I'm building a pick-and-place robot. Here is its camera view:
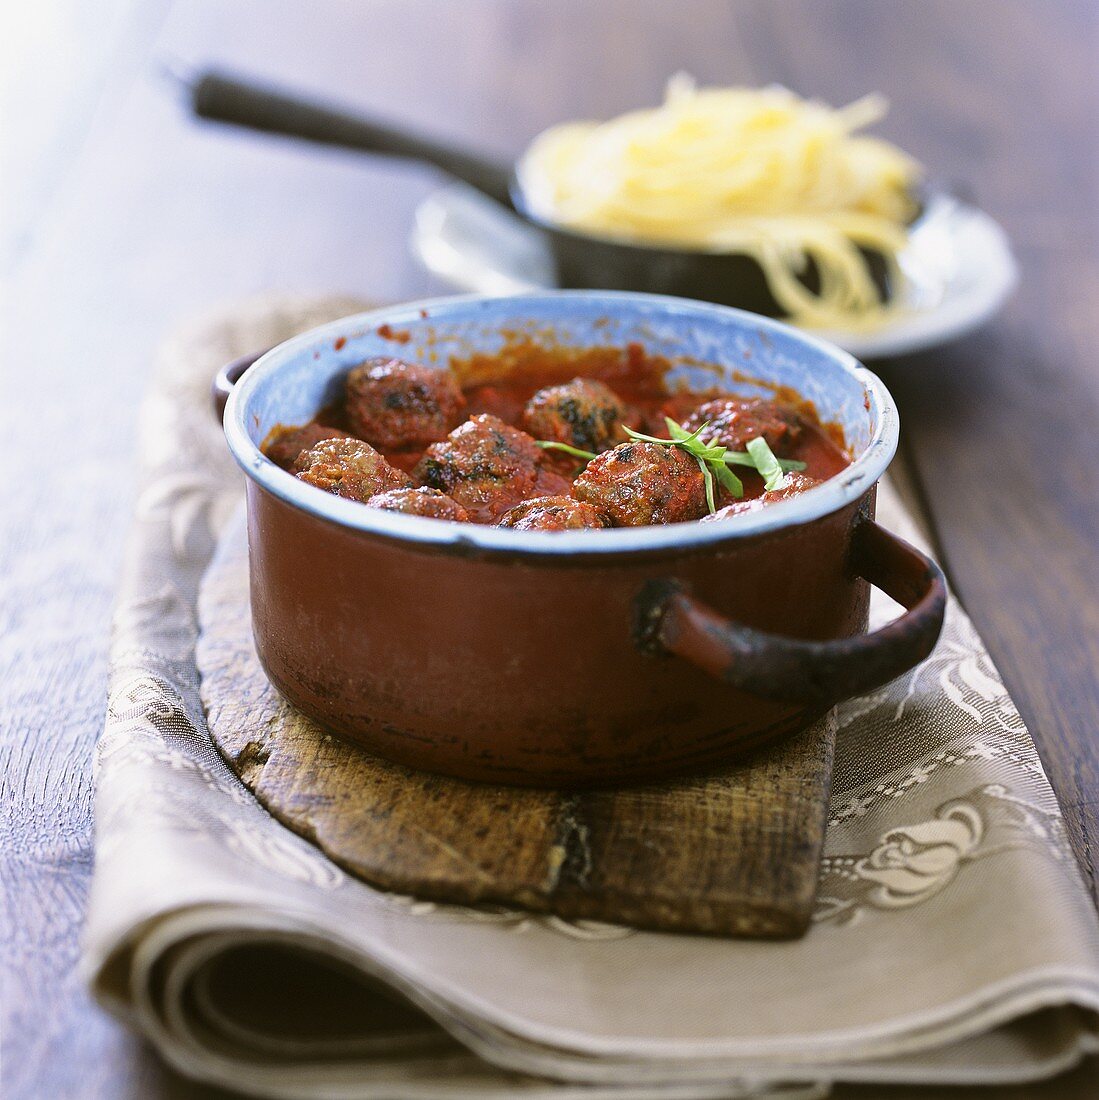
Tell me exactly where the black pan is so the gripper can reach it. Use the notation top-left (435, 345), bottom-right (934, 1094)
top-left (187, 70), bottom-right (895, 317)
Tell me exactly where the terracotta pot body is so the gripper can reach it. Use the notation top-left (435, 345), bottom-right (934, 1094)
top-left (248, 482), bottom-right (871, 785)
top-left (224, 292), bottom-right (943, 787)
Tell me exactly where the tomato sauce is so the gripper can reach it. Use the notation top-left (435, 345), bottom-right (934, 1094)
top-left (451, 344), bottom-right (849, 504)
top-left (269, 342), bottom-right (850, 518)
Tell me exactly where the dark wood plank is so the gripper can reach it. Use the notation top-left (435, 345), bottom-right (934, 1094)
top-left (196, 521), bottom-right (836, 938)
top-left (3, 0), bottom-right (1097, 1095)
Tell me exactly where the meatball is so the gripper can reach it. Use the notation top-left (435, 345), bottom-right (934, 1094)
top-left (700, 473), bottom-right (821, 522)
top-left (496, 496), bottom-right (609, 532)
top-left (364, 486), bottom-right (469, 522)
top-left (699, 499), bottom-right (761, 523)
top-left (345, 357), bottom-right (466, 451)
top-left (521, 378), bottom-right (628, 453)
top-left (414, 414), bottom-right (569, 523)
top-left (294, 437), bottom-right (411, 503)
top-left (683, 398), bottom-right (800, 455)
top-left (265, 423), bottom-right (350, 470)
top-left (763, 471), bottom-right (820, 501)
top-left (572, 442), bottom-right (707, 526)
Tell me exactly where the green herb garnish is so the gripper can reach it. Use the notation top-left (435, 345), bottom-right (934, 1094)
top-left (538, 417), bottom-right (806, 515)
top-left (625, 417), bottom-right (806, 513)
top-left (535, 440), bottom-right (599, 461)
top-left (617, 419), bottom-right (737, 513)
top-left (720, 450), bottom-right (806, 473)
top-left (746, 436), bottom-right (789, 492)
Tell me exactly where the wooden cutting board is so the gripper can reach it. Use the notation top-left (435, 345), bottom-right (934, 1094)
top-left (196, 519), bottom-right (836, 938)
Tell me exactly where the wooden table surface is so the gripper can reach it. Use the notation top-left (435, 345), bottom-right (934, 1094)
top-left (3, 1), bottom-right (1097, 1096)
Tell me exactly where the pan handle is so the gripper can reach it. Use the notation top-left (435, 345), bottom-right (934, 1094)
top-left (637, 515), bottom-right (947, 705)
top-left (212, 349), bottom-right (269, 422)
top-left (190, 71), bottom-right (515, 207)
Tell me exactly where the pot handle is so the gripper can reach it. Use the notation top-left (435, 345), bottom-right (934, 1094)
top-left (191, 72), bottom-right (515, 207)
top-left (212, 349), bottom-right (269, 421)
top-left (637, 515), bottom-right (947, 706)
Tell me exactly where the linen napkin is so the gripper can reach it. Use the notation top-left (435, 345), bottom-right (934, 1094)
top-left (86, 296), bottom-right (1099, 1098)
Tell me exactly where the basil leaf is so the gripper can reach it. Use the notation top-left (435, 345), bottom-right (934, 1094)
top-left (746, 436), bottom-right (788, 492)
top-left (694, 454), bottom-right (717, 514)
top-left (616, 417), bottom-right (798, 507)
top-left (713, 461), bottom-right (744, 497)
top-left (723, 450), bottom-right (806, 472)
top-left (664, 417), bottom-right (708, 445)
top-left (622, 426), bottom-right (672, 445)
top-left (535, 440), bottom-right (599, 461)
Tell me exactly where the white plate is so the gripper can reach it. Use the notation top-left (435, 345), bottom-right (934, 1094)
top-left (411, 183), bottom-right (1017, 359)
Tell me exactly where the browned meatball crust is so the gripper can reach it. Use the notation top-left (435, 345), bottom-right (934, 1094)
top-left (521, 378), bottom-right (628, 453)
top-left (414, 414), bottom-right (568, 523)
top-left (683, 398), bottom-right (800, 455)
top-left (294, 437), bottom-right (411, 503)
top-left (364, 486), bottom-right (469, 522)
top-left (496, 496), bottom-right (609, 532)
top-left (700, 473), bottom-right (821, 522)
top-left (761, 471), bottom-right (820, 501)
top-left (345, 357), bottom-right (466, 451)
top-left (572, 442), bottom-right (707, 526)
top-left (265, 423), bottom-right (350, 470)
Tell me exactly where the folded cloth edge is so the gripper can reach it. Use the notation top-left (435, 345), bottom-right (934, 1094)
top-left (83, 295), bottom-right (1099, 1099)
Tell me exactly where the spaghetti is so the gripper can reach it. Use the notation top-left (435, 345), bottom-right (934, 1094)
top-left (517, 77), bottom-right (921, 328)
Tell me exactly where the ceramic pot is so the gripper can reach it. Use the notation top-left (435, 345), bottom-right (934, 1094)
top-left (220, 292), bottom-right (945, 787)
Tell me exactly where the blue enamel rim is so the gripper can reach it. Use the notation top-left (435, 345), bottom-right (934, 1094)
top-left (224, 291), bottom-right (898, 557)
